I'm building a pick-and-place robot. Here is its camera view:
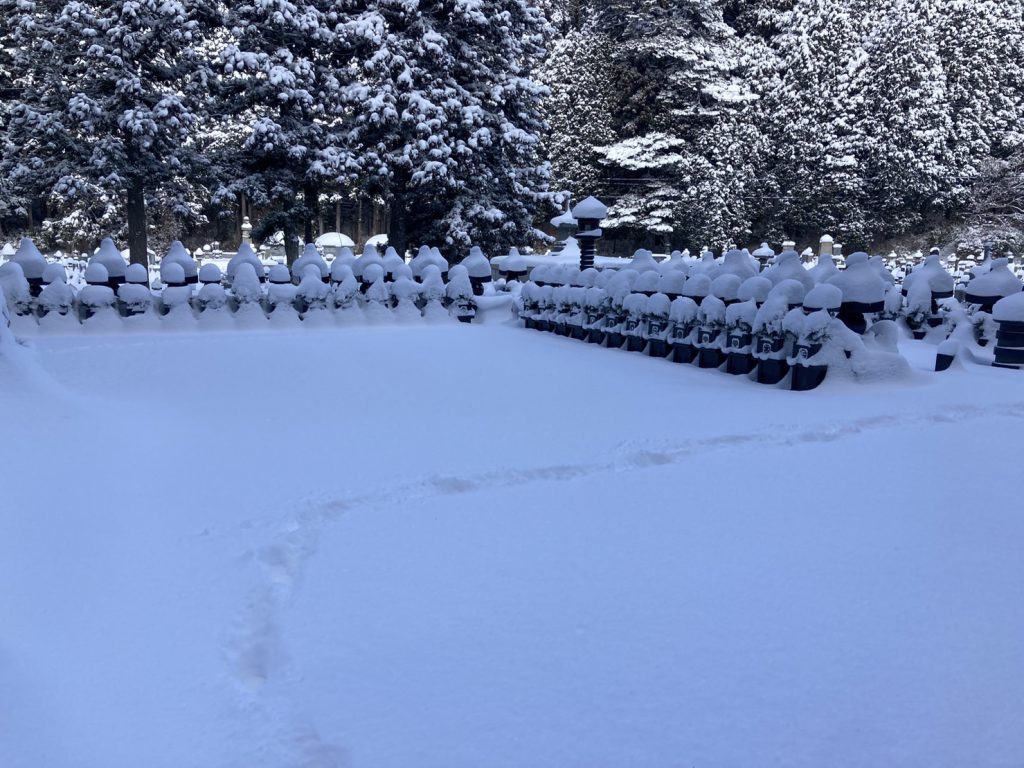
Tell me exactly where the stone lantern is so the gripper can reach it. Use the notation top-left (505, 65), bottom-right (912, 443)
top-left (570, 197), bottom-right (608, 271)
top-left (550, 206), bottom-right (578, 255)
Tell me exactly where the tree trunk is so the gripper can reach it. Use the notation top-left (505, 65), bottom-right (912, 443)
top-left (304, 184), bottom-right (318, 245)
top-left (284, 220), bottom-right (299, 266)
top-left (126, 176), bottom-right (149, 268)
top-left (335, 201), bottom-right (341, 233)
top-left (389, 179), bottom-right (410, 257)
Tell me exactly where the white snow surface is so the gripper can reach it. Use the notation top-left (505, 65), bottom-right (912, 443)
top-left (2, 323), bottom-right (1024, 768)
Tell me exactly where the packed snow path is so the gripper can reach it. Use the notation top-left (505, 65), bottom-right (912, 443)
top-left (3, 324), bottom-right (1023, 768)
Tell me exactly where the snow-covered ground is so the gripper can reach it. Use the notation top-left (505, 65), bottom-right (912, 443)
top-left (3, 322), bottom-right (1024, 768)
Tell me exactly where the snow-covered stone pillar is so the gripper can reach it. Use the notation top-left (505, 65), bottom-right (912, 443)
top-left (241, 217), bottom-right (253, 246)
top-left (992, 292), bottom-right (1024, 370)
top-left (571, 196), bottom-right (608, 272)
top-left (832, 242), bottom-right (843, 259)
top-left (819, 235), bottom-right (834, 258)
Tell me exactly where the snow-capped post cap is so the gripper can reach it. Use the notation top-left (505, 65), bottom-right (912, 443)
top-left (125, 263), bottom-right (149, 285)
top-left (571, 196), bottom-right (608, 222)
top-left (199, 263), bottom-right (222, 284)
top-left (819, 234), bottom-right (834, 256)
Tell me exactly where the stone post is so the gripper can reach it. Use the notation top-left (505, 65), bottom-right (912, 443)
top-left (570, 197), bottom-right (607, 272)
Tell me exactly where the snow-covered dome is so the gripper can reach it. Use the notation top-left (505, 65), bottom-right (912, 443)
top-left (803, 283), bottom-right (843, 312)
top-left (720, 249), bottom-right (759, 281)
top-left (355, 244), bottom-right (383, 278)
top-left (826, 253), bottom-right (887, 306)
top-left (382, 250), bottom-right (407, 279)
top-left (501, 248), bottom-right (528, 275)
top-left (903, 254), bottom-right (955, 297)
top-left (682, 274), bottom-right (712, 300)
top-left (463, 246), bottom-right (492, 279)
top-left (268, 264), bottom-right (291, 284)
top-left (808, 253), bottom-right (839, 284)
top-left (626, 248), bottom-right (659, 274)
top-left (763, 250), bottom-right (814, 291)
top-left (710, 273), bottom-right (743, 303)
top-left (227, 242), bottom-right (264, 281)
top-left (362, 263), bottom-right (384, 284)
top-left (365, 234), bottom-right (389, 247)
top-left (198, 263), bottom-right (222, 284)
top-left (125, 263), bottom-right (149, 285)
top-left (737, 276), bottom-right (773, 305)
top-left (767, 278), bottom-right (807, 308)
top-left (161, 262), bottom-right (186, 286)
top-left (752, 243), bottom-right (776, 262)
top-left (293, 243), bottom-right (329, 281)
top-left (993, 291), bottom-right (1024, 323)
top-left (570, 196), bottom-right (608, 221)
top-left (42, 263), bottom-right (67, 285)
top-left (656, 271), bottom-right (688, 297)
top-left (93, 238), bottom-right (127, 279)
top-left (85, 262), bottom-right (109, 285)
top-left (12, 237), bottom-right (46, 280)
top-left (331, 263), bottom-right (355, 285)
top-left (231, 262), bottom-right (263, 303)
top-left (551, 208), bottom-right (578, 228)
top-left (634, 270), bottom-right (661, 295)
top-left (966, 258), bottom-right (1022, 303)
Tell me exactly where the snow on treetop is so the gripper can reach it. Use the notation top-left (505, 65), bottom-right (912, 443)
top-left (993, 290), bottom-right (1024, 322)
top-left (570, 196), bottom-right (608, 220)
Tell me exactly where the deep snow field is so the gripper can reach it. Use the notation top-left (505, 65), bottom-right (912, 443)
top-left (3, 319), bottom-right (1024, 768)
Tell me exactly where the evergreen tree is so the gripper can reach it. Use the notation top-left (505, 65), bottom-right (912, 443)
top-left (336, 0), bottom-right (553, 256)
top-left (0, 0), bottom-right (218, 265)
top-left (540, 30), bottom-right (616, 205)
top-left (210, 0), bottom-right (354, 263)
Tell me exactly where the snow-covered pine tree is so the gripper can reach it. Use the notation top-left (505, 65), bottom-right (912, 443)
top-left (753, 0), bottom-right (874, 246)
top-left (0, 0), bottom-right (218, 266)
top-left (934, 0), bottom-right (1024, 216)
top-left (540, 29), bottom-right (616, 205)
top-left (851, 0), bottom-right (951, 237)
top-left (335, 0), bottom-right (553, 256)
top-left (588, 0), bottom-right (755, 248)
top-left (210, 0), bottom-right (356, 264)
